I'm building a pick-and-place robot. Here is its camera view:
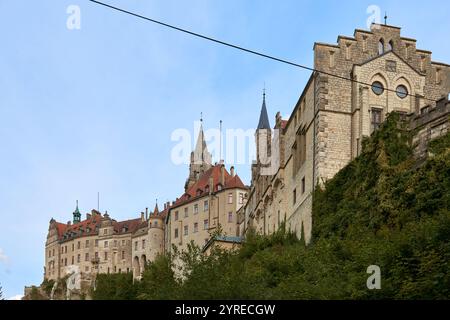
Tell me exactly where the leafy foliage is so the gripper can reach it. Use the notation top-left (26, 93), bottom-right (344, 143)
top-left (92, 272), bottom-right (137, 300)
top-left (94, 114), bottom-right (450, 299)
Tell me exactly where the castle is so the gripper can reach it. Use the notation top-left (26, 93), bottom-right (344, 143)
top-left (44, 120), bottom-right (249, 286)
top-left (239, 23), bottom-right (450, 244)
top-left (42, 23), bottom-right (450, 296)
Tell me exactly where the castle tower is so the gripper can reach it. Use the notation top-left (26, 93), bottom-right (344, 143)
top-left (255, 90), bottom-right (272, 167)
top-left (73, 200), bottom-right (81, 224)
top-left (185, 118), bottom-right (212, 191)
top-left (147, 202), bottom-right (165, 262)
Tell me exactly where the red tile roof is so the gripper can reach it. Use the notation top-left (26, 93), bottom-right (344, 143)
top-left (52, 214), bottom-right (146, 242)
top-left (172, 164), bottom-right (247, 208)
top-left (113, 218), bottom-right (144, 234)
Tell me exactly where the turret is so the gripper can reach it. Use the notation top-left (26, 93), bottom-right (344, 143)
top-left (255, 90), bottom-right (272, 165)
top-left (185, 116), bottom-right (212, 191)
top-left (73, 200), bottom-right (81, 224)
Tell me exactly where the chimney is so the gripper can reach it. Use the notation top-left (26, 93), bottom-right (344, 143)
top-left (141, 212), bottom-right (145, 222)
top-left (86, 213), bottom-right (91, 220)
top-left (145, 207), bottom-right (148, 220)
top-left (220, 164), bottom-right (225, 186)
top-left (67, 221), bottom-right (71, 226)
top-left (230, 166), bottom-right (235, 177)
top-left (164, 203), bottom-right (167, 210)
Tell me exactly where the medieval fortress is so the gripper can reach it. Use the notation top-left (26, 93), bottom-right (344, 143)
top-left (41, 24), bottom-right (450, 298)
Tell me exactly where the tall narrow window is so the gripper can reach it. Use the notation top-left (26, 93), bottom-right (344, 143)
top-left (387, 40), bottom-right (393, 52)
top-left (228, 212), bottom-right (233, 223)
top-left (228, 193), bottom-right (233, 204)
top-left (371, 108), bottom-right (382, 132)
top-left (301, 177), bottom-right (306, 195)
top-left (378, 39), bottom-right (384, 55)
top-left (184, 225), bottom-right (188, 236)
top-left (293, 189), bottom-right (297, 205)
top-left (194, 223), bottom-right (198, 233)
top-left (345, 43), bottom-right (352, 60)
top-left (421, 55), bottom-right (426, 72)
top-left (362, 35), bottom-right (368, 52)
top-left (329, 51), bottom-right (335, 68)
top-left (436, 68), bottom-right (441, 84)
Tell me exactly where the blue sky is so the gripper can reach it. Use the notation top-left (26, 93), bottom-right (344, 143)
top-left (0, 0), bottom-right (449, 299)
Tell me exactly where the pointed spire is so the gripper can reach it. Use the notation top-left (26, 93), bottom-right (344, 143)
top-left (153, 200), bottom-right (159, 215)
top-left (193, 117), bottom-right (212, 165)
top-left (257, 89), bottom-right (271, 130)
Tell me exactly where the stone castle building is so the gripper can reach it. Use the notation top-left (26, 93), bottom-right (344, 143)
top-left (41, 23), bottom-right (449, 297)
top-left (240, 23), bottom-right (450, 244)
top-left (44, 121), bottom-right (248, 288)
top-left (45, 202), bottom-right (167, 283)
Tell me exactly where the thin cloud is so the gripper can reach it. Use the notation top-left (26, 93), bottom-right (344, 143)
top-left (8, 294), bottom-right (24, 300)
top-left (0, 248), bottom-right (9, 264)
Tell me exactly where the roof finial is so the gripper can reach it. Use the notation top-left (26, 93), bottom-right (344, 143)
top-left (263, 82), bottom-right (266, 100)
top-left (200, 112), bottom-right (203, 123)
top-left (76, 200), bottom-right (78, 209)
top-left (384, 12), bottom-right (388, 25)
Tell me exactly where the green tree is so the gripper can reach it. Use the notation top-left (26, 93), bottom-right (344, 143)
top-left (92, 272), bottom-right (137, 300)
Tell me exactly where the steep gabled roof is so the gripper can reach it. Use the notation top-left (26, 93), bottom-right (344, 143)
top-left (257, 93), bottom-right (271, 130)
top-left (172, 164), bottom-right (247, 208)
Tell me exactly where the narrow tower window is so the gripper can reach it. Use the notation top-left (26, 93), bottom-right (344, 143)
top-left (387, 40), bottom-right (393, 52)
top-left (378, 39), bottom-right (384, 55)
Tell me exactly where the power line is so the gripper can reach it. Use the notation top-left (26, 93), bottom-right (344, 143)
top-left (89, 0), bottom-right (438, 103)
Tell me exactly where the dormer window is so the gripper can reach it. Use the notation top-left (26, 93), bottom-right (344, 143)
top-left (217, 184), bottom-right (223, 191)
top-left (196, 189), bottom-right (202, 196)
top-left (205, 185), bottom-right (210, 193)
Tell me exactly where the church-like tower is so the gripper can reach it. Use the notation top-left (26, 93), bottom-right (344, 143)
top-left (184, 118), bottom-right (212, 191)
top-left (255, 90), bottom-right (272, 166)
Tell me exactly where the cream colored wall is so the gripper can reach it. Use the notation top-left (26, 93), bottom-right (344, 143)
top-left (45, 227), bottom-right (134, 282)
top-left (169, 188), bottom-right (246, 254)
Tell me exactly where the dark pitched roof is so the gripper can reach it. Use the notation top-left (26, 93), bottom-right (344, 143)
top-left (257, 94), bottom-right (271, 130)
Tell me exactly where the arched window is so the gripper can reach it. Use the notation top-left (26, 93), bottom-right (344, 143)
top-left (378, 39), bottom-right (384, 55)
top-left (387, 40), bottom-right (394, 52)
